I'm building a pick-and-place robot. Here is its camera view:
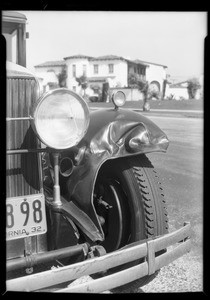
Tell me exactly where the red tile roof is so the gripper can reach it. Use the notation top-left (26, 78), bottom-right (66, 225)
top-left (34, 60), bottom-right (66, 67)
top-left (63, 54), bottom-right (94, 60)
top-left (34, 55), bottom-right (167, 69)
top-left (90, 55), bottom-right (127, 61)
top-left (134, 59), bottom-right (167, 68)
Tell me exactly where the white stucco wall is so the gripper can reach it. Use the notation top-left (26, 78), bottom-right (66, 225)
top-left (110, 88), bottom-right (144, 101)
top-left (88, 59), bottom-right (128, 88)
top-left (146, 64), bottom-right (167, 92)
top-left (165, 87), bottom-right (189, 100)
top-left (65, 58), bottom-right (90, 93)
top-left (165, 86), bottom-right (201, 100)
top-left (35, 65), bottom-right (64, 77)
top-left (34, 65), bottom-right (64, 86)
top-left (64, 58), bottom-right (128, 92)
top-left (112, 60), bottom-right (128, 87)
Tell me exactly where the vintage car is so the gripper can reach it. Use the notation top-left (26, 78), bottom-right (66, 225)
top-left (3, 11), bottom-right (191, 293)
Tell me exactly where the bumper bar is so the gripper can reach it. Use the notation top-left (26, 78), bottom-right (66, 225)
top-left (6, 222), bottom-right (191, 293)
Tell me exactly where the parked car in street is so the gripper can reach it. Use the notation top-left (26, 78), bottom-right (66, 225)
top-left (3, 11), bottom-right (191, 293)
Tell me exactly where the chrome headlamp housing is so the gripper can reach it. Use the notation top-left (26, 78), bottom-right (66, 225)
top-left (112, 90), bottom-right (126, 108)
top-left (30, 88), bottom-right (90, 150)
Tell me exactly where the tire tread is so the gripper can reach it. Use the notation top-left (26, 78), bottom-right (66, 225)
top-left (129, 155), bottom-right (169, 237)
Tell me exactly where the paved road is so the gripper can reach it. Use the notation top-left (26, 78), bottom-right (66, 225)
top-left (90, 106), bottom-right (203, 119)
top-left (135, 115), bottom-right (203, 293)
top-left (147, 115), bottom-right (203, 250)
top-left (90, 106), bottom-right (203, 114)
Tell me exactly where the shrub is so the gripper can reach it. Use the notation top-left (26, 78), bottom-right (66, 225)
top-left (57, 67), bottom-right (67, 87)
top-left (187, 78), bottom-right (201, 99)
top-left (76, 75), bottom-right (88, 97)
top-left (148, 89), bottom-right (160, 100)
top-left (166, 94), bottom-right (175, 100)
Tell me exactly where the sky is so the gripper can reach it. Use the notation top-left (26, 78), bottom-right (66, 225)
top-left (19, 11), bottom-right (207, 79)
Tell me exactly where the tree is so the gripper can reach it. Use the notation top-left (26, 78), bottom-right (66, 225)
top-left (187, 78), bottom-right (201, 99)
top-left (57, 66), bottom-right (67, 87)
top-left (76, 75), bottom-right (88, 98)
top-left (128, 73), bottom-right (138, 100)
top-left (128, 73), bottom-right (150, 110)
top-left (101, 81), bottom-right (110, 102)
top-left (137, 78), bottom-right (149, 98)
top-left (137, 78), bottom-right (150, 111)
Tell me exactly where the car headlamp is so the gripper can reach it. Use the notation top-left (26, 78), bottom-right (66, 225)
top-left (31, 88), bottom-right (90, 150)
top-left (112, 91), bottom-right (126, 108)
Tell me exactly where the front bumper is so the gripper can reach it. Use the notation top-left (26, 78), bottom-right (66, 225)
top-left (6, 222), bottom-right (191, 293)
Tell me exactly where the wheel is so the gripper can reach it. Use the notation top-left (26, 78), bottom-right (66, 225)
top-left (93, 154), bottom-right (168, 291)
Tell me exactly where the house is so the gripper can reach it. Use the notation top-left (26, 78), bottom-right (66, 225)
top-left (165, 75), bottom-right (203, 100)
top-left (134, 59), bottom-right (167, 96)
top-left (34, 54), bottom-right (168, 98)
top-left (165, 81), bottom-right (189, 100)
top-left (34, 60), bottom-right (66, 92)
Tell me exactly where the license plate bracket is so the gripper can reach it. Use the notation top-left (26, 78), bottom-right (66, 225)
top-left (6, 194), bottom-right (47, 241)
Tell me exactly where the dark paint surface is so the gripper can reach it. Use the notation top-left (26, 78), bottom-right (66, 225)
top-left (63, 108), bottom-right (169, 237)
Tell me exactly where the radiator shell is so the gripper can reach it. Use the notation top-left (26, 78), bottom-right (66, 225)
top-left (6, 69), bottom-right (47, 260)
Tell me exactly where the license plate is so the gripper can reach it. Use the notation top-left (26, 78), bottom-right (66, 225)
top-left (6, 194), bottom-right (47, 241)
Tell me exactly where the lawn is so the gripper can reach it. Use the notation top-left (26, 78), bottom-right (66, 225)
top-left (88, 98), bottom-right (203, 111)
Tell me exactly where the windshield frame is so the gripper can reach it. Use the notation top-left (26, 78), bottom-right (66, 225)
top-left (2, 11), bottom-right (27, 67)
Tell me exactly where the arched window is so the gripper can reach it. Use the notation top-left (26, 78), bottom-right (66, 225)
top-left (149, 81), bottom-right (160, 93)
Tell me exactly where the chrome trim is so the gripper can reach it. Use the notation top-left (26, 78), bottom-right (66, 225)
top-left (7, 149), bottom-right (49, 155)
top-left (6, 117), bottom-right (31, 121)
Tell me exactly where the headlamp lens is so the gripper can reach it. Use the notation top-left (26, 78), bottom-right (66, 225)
top-left (33, 89), bottom-right (89, 149)
top-left (112, 91), bottom-right (126, 107)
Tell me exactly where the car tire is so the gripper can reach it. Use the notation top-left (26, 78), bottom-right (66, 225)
top-left (94, 154), bottom-right (168, 291)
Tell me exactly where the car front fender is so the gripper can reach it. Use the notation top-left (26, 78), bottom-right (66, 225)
top-left (61, 108), bottom-right (169, 239)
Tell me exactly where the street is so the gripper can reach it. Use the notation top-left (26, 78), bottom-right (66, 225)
top-left (133, 114), bottom-right (203, 293)
top-left (147, 115), bottom-right (203, 253)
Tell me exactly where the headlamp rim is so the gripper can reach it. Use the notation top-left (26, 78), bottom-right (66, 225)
top-left (111, 90), bottom-right (126, 108)
top-left (30, 88), bottom-right (90, 150)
